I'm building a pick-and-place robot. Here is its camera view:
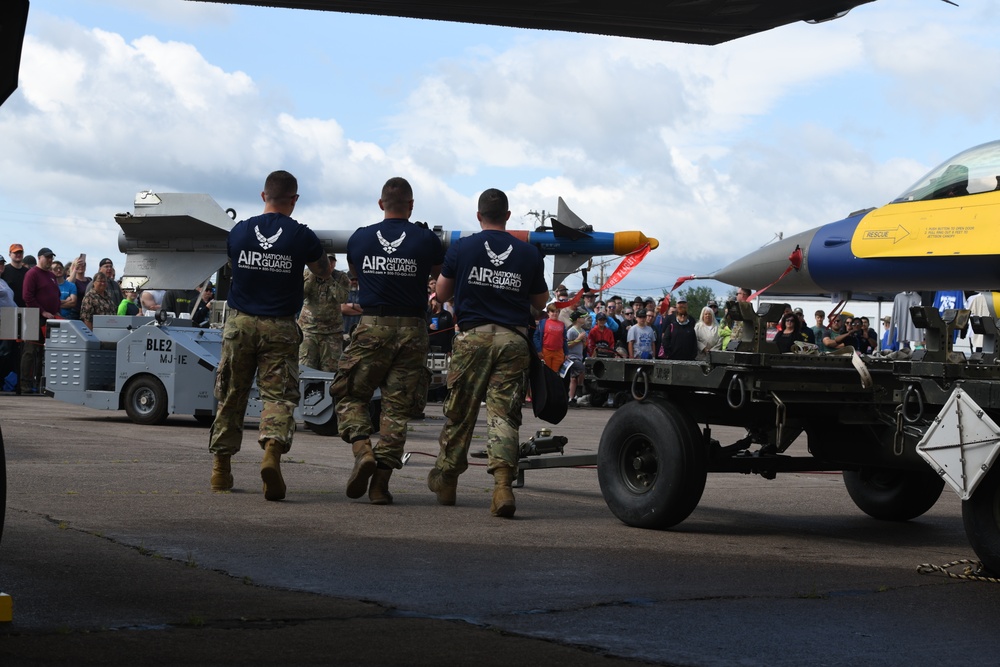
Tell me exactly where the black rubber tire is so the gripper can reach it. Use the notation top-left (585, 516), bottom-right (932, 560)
top-left (843, 467), bottom-right (944, 521)
top-left (426, 385), bottom-right (448, 403)
top-left (369, 399), bottom-right (382, 435)
top-left (123, 376), bottom-right (169, 425)
top-left (0, 423), bottom-right (6, 546)
top-left (597, 399), bottom-right (707, 529)
top-left (305, 413), bottom-right (339, 436)
top-left (612, 391), bottom-right (630, 408)
top-left (963, 465), bottom-right (1000, 574)
top-left (588, 389), bottom-right (609, 408)
top-left (307, 399), bottom-right (379, 437)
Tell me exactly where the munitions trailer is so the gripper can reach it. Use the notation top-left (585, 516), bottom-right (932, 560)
top-left (587, 300), bottom-right (1000, 572)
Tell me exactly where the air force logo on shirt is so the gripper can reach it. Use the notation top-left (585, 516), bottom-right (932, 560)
top-left (485, 241), bottom-right (513, 267)
top-left (363, 230), bottom-right (417, 275)
top-left (255, 225), bottom-right (282, 250)
top-left (238, 225), bottom-right (293, 273)
top-left (377, 230), bottom-right (405, 255)
top-left (469, 241), bottom-right (522, 291)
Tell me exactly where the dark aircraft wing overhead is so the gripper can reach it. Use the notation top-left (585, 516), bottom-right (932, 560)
top-left (0, 0), bottom-right (29, 107)
top-left (196, 0), bottom-right (877, 45)
top-left (0, 0), bottom-right (884, 113)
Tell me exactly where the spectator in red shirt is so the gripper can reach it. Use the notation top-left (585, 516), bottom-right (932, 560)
top-left (533, 303), bottom-right (567, 372)
top-left (587, 312), bottom-right (617, 357)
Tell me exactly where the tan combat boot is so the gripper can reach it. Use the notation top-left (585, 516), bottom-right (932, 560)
top-left (427, 468), bottom-right (457, 506)
top-left (368, 465), bottom-right (394, 505)
top-left (211, 454), bottom-right (233, 492)
top-left (490, 467), bottom-right (516, 518)
top-left (346, 438), bottom-right (377, 499)
top-left (260, 440), bottom-right (286, 501)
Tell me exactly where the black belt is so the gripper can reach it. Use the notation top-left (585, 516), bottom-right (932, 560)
top-left (461, 323), bottom-right (528, 336)
top-left (230, 308), bottom-right (295, 320)
top-left (365, 305), bottom-right (425, 317)
top-left (360, 315), bottom-right (425, 327)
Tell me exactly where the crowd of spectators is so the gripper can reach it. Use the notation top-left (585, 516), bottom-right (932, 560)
top-left (3, 235), bottom-right (982, 401)
top-left (0, 243), bottom-right (214, 394)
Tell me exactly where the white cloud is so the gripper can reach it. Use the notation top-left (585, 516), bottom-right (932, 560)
top-left (862, 20), bottom-right (1000, 123)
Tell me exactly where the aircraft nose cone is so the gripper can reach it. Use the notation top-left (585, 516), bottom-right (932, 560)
top-left (713, 228), bottom-right (822, 294)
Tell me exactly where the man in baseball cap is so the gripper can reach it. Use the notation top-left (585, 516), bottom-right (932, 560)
top-left (89, 256), bottom-right (123, 305)
top-left (3, 244), bottom-right (26, 307)
top-left (1, 244), bottom-right (30, 392)
top-left (21, 246), bottom-right (60, 393)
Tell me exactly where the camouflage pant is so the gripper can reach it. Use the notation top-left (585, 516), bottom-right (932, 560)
top-left (332, 317), bottom-right (429, 469)
top-left (436, 329), bottom-right (528, 476)
top-left (209, 310), bottom-right (301, 456)
top-left (299, 329), bottom-right (342, 372)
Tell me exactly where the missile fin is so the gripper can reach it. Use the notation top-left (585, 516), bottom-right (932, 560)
top-left (119, 247), bottom-right (227, 292)
top-left (553, 254), bottom-right (591, 291)
top-left (553, 197), bottom-right (594, 239)
top-left (551, 218), bottom-right (591, 241)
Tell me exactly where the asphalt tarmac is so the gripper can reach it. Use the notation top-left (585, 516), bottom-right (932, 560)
top-left (1, 394), bottom-right (999, 666)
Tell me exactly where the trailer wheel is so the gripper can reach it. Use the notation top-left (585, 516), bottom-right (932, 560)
top-left (962, 466), bottom-right (1000, 574)
top-left (1, 424), bottom-right (6, 546)
top-left (598, 399), bottom-right (707, 529)
top-left (124, 376), bottom-right (169, 425)
top-left (306, 398), bottom-right (380, 437)
top-left (843, 467), bottom-right (944, 521)
top-left (369, 398), bottom-right (382, 435)
top-left (305, 413), bottom-right (339, 436)
top-left (612, 391), bottom-right (631, 408)
top-left (587, 389), bottom-right (609, 408)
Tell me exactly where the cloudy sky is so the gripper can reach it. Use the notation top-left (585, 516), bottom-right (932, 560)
top-left (2, 0), bottom-right (999, 304)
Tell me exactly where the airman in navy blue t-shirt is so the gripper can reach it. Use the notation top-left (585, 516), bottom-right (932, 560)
top-left (334, 177), bottom-right (444, 505)
top-left (209, 170), bottom-right (330, 502)
top-left (428, 188), bottom-right (549, 518)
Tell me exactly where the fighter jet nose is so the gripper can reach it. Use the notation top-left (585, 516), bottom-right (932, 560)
top-left (713, 228), bottom-right (821, 293)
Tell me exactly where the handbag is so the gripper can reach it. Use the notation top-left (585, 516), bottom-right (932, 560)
top-left (500, 324), bottom-right (569, 424)
top-left (519, 328), bottom-right (568, 424)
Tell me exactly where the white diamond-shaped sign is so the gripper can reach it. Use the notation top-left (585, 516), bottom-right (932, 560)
top-left (917, 388), bottom-right (1000, 500)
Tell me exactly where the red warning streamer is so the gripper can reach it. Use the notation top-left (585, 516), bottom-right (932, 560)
top-left (553, 243), bottom-right (652, 308)
top-left (748, 246), bottom-right (803, 301)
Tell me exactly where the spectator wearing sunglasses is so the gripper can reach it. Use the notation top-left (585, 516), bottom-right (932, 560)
top-left (773, 312), bottom-right (812, 353)
top-left (846, 317), bottom-right (876, 354)
top-left (822, 314), bottom-right (847, 351)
